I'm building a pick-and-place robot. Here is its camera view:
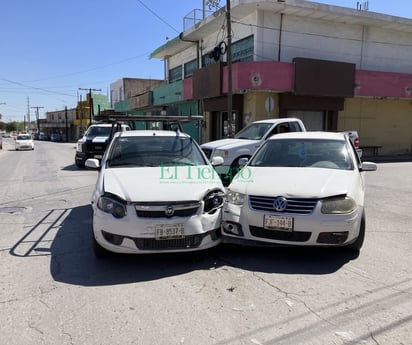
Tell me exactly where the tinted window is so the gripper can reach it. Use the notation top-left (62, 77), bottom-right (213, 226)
top-left (250, 138), bottom-right (353, 170)
top-left (108, 136), bottom-right (207, 167)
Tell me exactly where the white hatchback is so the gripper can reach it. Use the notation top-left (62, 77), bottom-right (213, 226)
top-left (222, 132), bottom-right (377, 252)
top-left (86, 130), bottom-right (225, 257)
top-left (15, 134), bottom-right (34, 150)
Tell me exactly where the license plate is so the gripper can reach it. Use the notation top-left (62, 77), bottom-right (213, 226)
top-left (263, 215), bottom-right (294, 232)
top-left (94, 155), bottom-right (103, 159)
top-left (155, 224), bottom-right (185, 240)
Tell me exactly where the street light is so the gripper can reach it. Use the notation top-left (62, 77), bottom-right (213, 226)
top-left (78, 88), bottom-right (102, 124)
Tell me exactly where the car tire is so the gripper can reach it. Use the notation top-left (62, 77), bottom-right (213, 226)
top-left (75, 161), bottom-right (85, 169)
top-left (346, 212), bottom-right (365, 252)
top-left (93, 233), bottom-right (111, 258)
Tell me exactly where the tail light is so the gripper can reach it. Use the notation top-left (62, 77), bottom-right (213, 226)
top-left (354, 138), bottom-right (360, 148)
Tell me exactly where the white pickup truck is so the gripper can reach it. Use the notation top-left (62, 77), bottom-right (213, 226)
top-left (201, 118), bottom-right (307, 183)
top-left (201, 118), bottom-right (362, 184)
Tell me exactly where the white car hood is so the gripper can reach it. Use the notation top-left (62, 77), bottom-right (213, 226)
top-left (201, 138), bottom-right (258, 150)
top-left (230, 167), bottom-right (356, 199)
top-left (103, 166), bottom-right (223, 202)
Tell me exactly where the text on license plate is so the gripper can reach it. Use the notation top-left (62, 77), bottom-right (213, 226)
top-left (155, 224), bottom-right (185, 240)
top-left (263, 215), bottom-right (294, 232)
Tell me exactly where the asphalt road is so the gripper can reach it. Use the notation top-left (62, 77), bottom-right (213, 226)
top-left (0, 137), bottom-right (411, 345)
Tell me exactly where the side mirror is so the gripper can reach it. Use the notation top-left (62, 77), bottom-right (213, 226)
top-left (360, 161), bottom-right (377, 172)
top-left (211, 156), bottom-right (224, 167)
top-left (239, 157), bottom-right (249, 167)
top-left (85, 158), bottom-right (100, 169)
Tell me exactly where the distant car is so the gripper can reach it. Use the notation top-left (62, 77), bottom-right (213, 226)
top-left (85, 130), bottom-right (225, 257)
top-left (50, 133), bottom-right (63, 142)
top-left (0, 135), bottom-right (2, 150)
top-left (222, 131), bottom-right (377, 252)
top-left (39, 133), bottom-right (50, 141)
top-left (15, 134), bottom-right (34, 151)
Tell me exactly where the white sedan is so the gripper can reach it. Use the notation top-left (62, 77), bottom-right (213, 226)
top-left (222, 131), bottom-right (377, 252)
top-left (85, 130), bottom-right (225, 257)
top-left (15, 134), bottom-right (34, 150)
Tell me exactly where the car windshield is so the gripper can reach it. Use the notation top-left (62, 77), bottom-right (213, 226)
top-left (107, 135), bottom-right (208, 167)
top-left (234, 122), bottom-right (272, 140)
top-left (249, 138), bottom-right (354, 170)
top-left (17, 135), bottom-right (31, 140)
top-left (86, 126), bottom-right (112, 137)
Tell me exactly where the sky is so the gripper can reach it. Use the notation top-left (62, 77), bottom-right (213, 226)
top-left (1, 0), bottom-right (411, 123)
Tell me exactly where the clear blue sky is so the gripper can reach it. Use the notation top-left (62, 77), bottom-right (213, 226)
top-left (1, 0), bottom-right (411, 122)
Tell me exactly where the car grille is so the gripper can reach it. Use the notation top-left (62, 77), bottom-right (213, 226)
top-left (134, 235), bottom-right (202, 250)
top-left (135, 201), bottom-right (201, 218)
top-left (249, 226), bottom-right (311, 242)
top-left (86, 142), bottom-right (107, 153)
top-left (249, 196), bottom-right (318, 214)
top-left (202, 148), bottom-right (212, 159)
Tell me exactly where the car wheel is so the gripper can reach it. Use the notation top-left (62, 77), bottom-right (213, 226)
top-left (346, 212), bottom-right (365, 252)
top-left (93, 233), bottom-right (111, 258)
top-left (75, 161), bottom-right (85, 169)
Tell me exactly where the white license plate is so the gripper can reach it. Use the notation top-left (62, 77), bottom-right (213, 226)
top-left (94, 155), bottom-right (103, 159)
top-left (263, 215), bottom-right (294, 232)
top-left (155, 224), bottom-right (185, 240)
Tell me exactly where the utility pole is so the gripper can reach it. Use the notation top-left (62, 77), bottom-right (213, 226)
top-left (226, 0), bottom-right (233, 137)
top-left (27, 97), bottom-right (30, 133)
top-left (79, 88), bottom-right (101, 124)
top-left (31, 106), bottom-right (44, 134)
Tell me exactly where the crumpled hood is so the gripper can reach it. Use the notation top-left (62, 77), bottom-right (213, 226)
top-left (201, 138), bottom-right (257, 150)
top-left (230, 167), bottom-right (355, 199)
top-left (103, 166), bottom-right (223, 202)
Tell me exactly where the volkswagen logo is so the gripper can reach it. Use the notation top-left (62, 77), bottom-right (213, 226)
top-left (273, 197), bottom-right (288, 212)
top-left (165, 205), bottom-right (175, 217)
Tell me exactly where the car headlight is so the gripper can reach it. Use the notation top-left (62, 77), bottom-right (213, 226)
top-left (76, 142), bottom-right (84, 153)
top-left (321, 196), bottom-right (357, 214)
top-left (213, 149), bottom-right (229, 158)
top-left (204, 190), bottom-right (224, 213)
top-left (97, 195), bottom-right (127, 218)
top-left (225, 190), bottom-right (246, 206)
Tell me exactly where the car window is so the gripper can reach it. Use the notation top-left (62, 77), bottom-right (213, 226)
top-left (17, 135), bottom-right (31, 140)
top-left (108, 136), bottom-right (207, 167)
top-left (86, 126), bottom-right (112, 137)
top-left (234, 123), bottom-right (272, 140)
top-left (250, 138), bottom-right (354, 170)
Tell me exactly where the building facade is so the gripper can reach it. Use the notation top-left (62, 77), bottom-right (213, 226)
top-left (149, 0), bottom-right (412, 156)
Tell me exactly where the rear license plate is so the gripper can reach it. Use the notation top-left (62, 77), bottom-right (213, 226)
top-left (155, 224), bottom-right (185, 240)
top-left (94, 155), bottom-right (103, 159)
top-left (263, 215), bottom-right (294, 232)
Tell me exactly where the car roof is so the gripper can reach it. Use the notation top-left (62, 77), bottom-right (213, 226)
top-left (252, 117), bottom-right (302, 124)
top-left (268, 131), bottom-right (347, 140)
top-left (89, 123), bottom-right (128, 127)
top-left (114, 130), bottom-right (190, 138)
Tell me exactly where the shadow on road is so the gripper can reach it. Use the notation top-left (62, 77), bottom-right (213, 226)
top-left (48, 205), bottom-right (358, 287)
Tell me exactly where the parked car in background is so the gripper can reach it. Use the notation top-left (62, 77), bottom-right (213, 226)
top-left (222, 131), bottom-right (377, 253)
top-left (0, 134), bottom-right (2, 150)
top-left (39, 133), bottom-right (50, 141)
top-left (201, 118), bottom-right (306, 185)
top-left (50, 133), bottom-right (63, 142)
top-left (15, 134), bottom-right (34, 151)
top-left (85, 130), bottom-right (225, 257)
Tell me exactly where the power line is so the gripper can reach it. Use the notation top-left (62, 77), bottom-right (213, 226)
top-left (136, 0), bottom-right (180, 34)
